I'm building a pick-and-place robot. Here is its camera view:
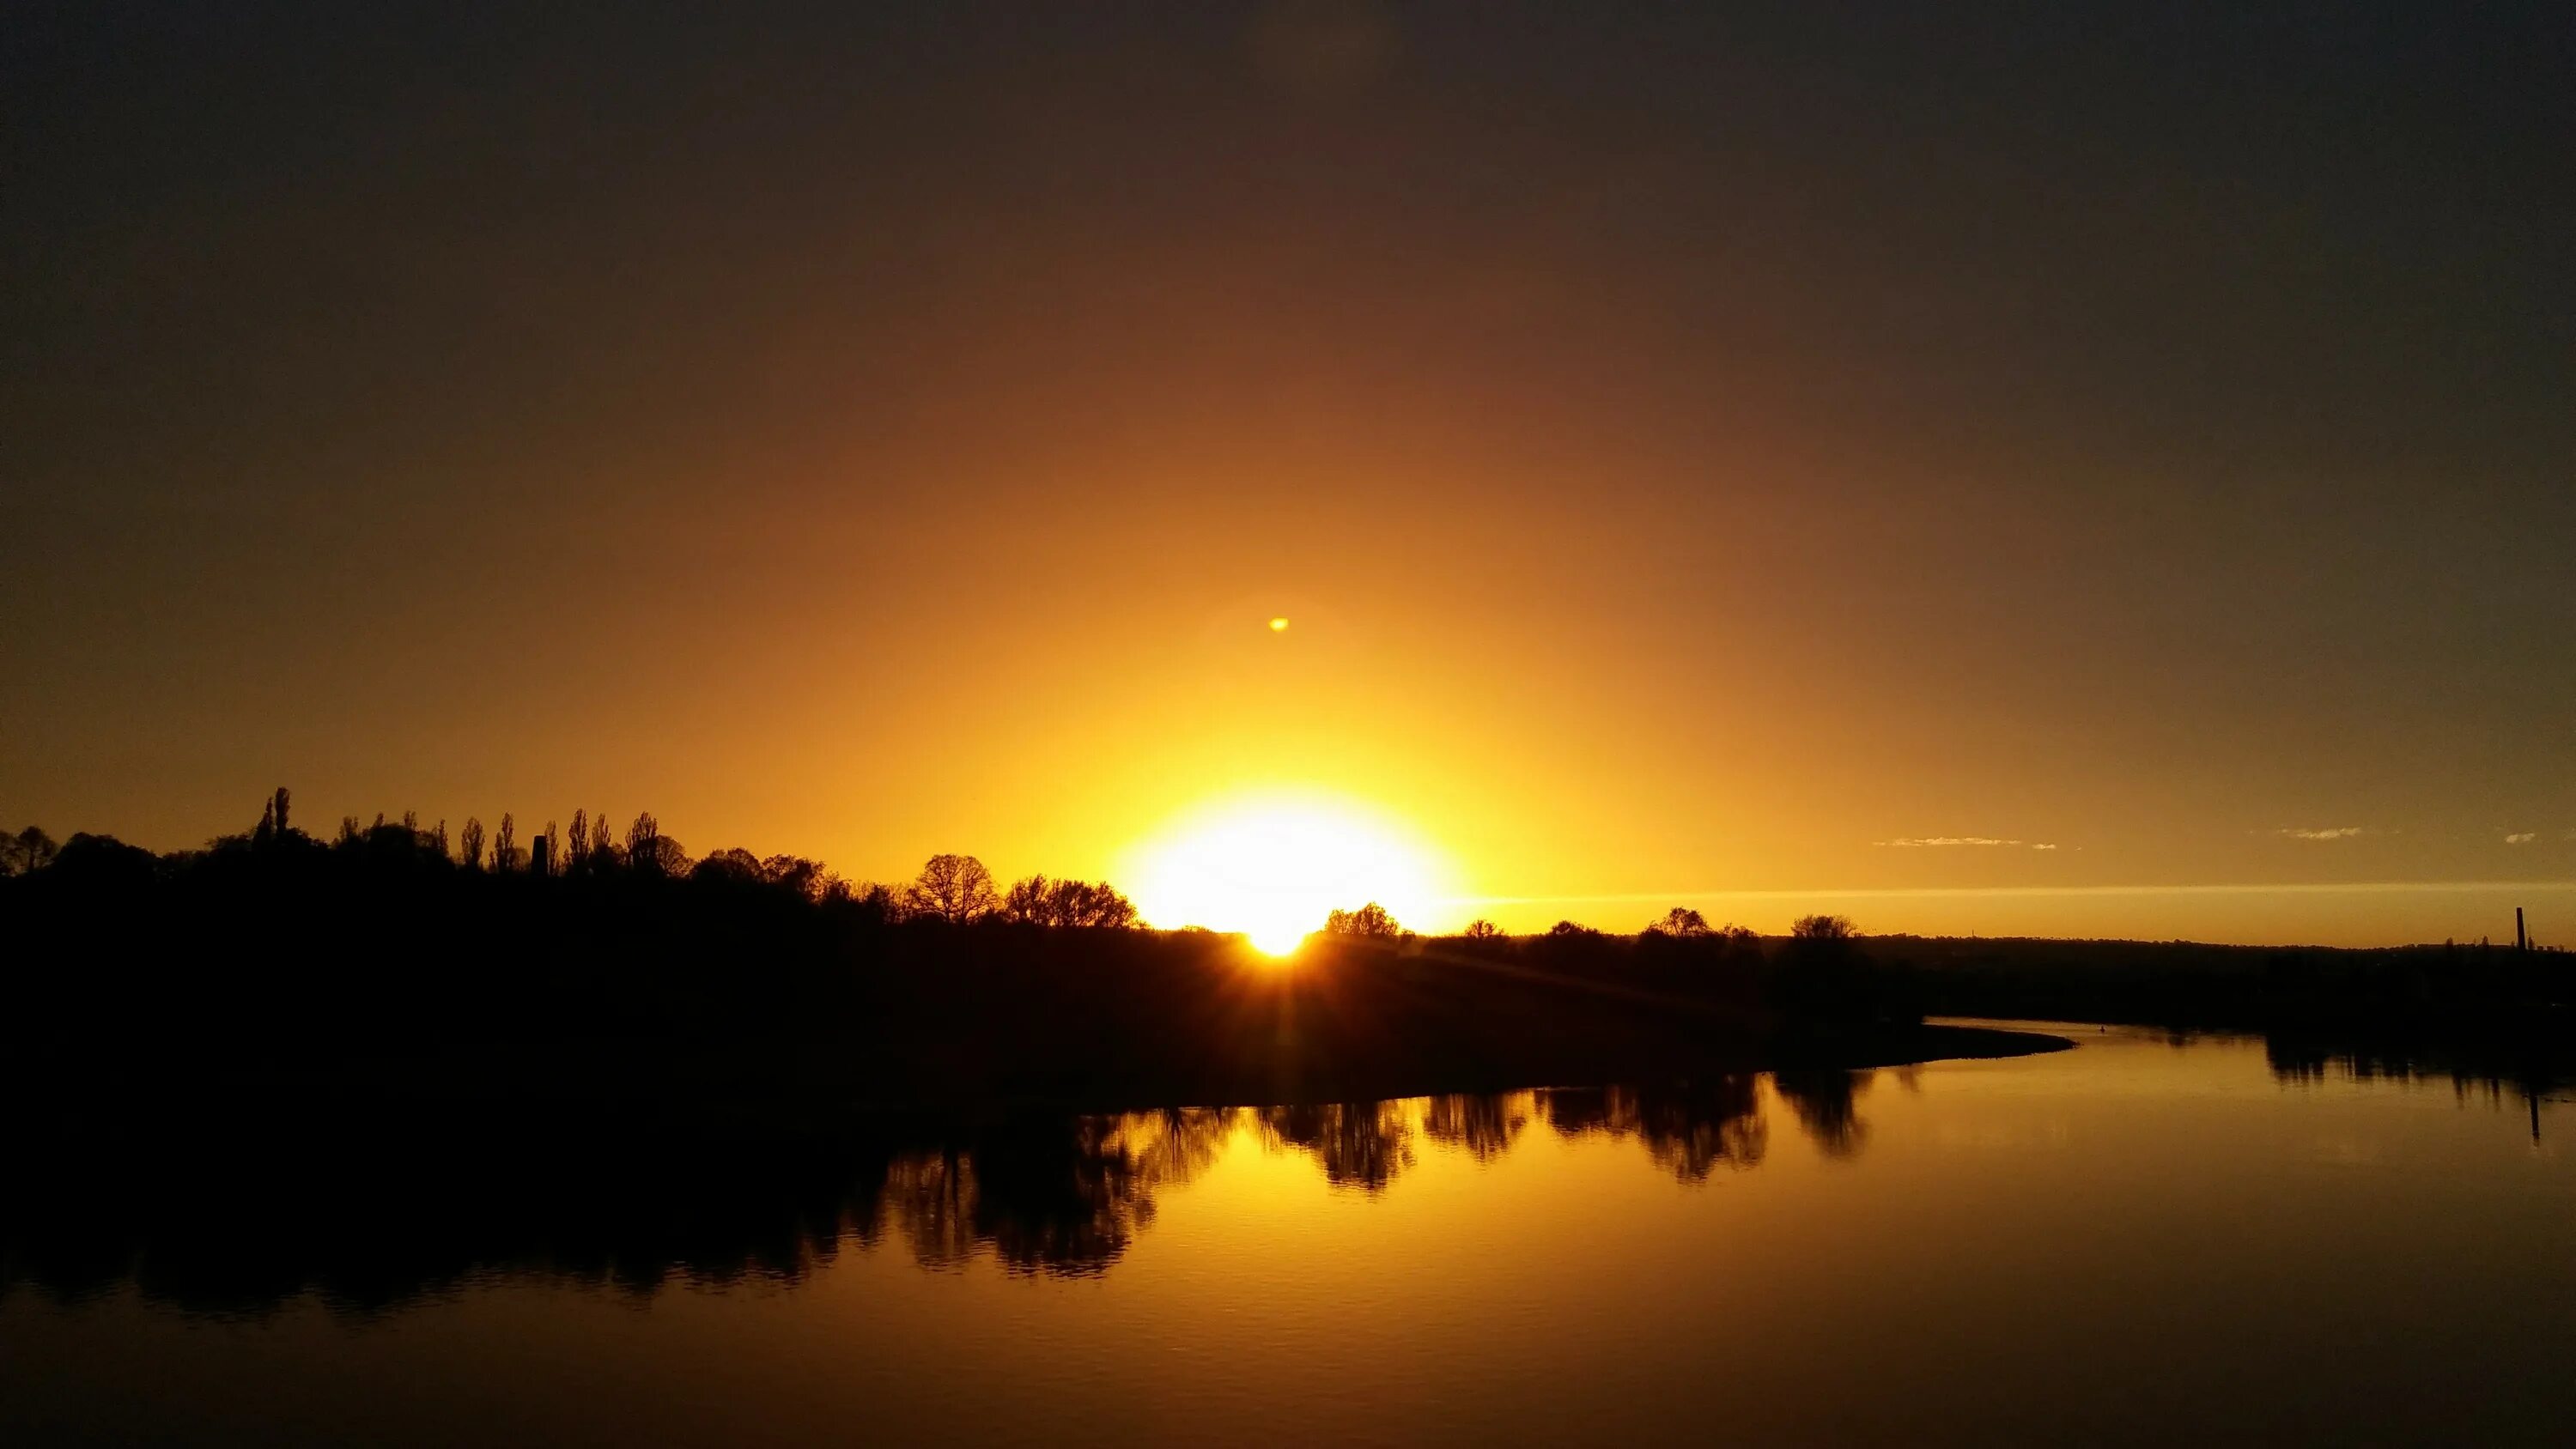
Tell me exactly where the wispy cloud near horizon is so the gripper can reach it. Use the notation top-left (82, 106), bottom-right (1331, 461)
top-left (2277, 827), bottom-right (2366, 840)
top-left (1875, 837), bottom-right (2060, 851)
top-left (2506, 832), bottom-right (2537, 845)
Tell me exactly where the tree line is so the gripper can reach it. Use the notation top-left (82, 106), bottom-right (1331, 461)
top-left (1324, 900), bottom-right (1858, 949)
top-left (9, 792), bottom-right (1870, 947)
top-left (0, 787), bottom-right (1971, 1113)
top-left (1, 787), bottom-right (1135, 932)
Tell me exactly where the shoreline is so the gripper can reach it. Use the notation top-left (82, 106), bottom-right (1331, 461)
top-left (8, 1022), bottom-right (2076, 1133)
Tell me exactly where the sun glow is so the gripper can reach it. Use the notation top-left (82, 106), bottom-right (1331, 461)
top-left (1127, 793), bottom-right (1449, 954)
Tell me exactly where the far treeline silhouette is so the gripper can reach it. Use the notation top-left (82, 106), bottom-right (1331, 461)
top-left (0, 789), bottom-right (2005, 1108)
top-left (3, 790), bottom-right (2563, 1107)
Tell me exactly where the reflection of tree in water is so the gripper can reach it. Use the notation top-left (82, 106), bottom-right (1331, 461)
top-left (2262, 1034), bottom-right (2570, 1142)
top-left (1422, 1093), bottom-right (1530, 1161)
top-left (2, 1111), bottom-right (1255, 1316)
top-left (1124, 1106), bottom-right (1241, 1185)
top-left (2263, 1036), bottom-right (2572, 1101)
top-left (1257, 1100), bottom-right (1416, 1191)
top-left (1769, 1070), bottom-right (1872, 1157)
top-left (4, 1082), bottom-right (1887, 1317)
top-left (1538, 1078), bottom-right (1770, 1182)
top-left (1, 1126), bottom-right (891, 1319)
top-left (878, 1149), bottom-right (981, 1270)
top-left (878, 1108), bottom-right (1244, 1276)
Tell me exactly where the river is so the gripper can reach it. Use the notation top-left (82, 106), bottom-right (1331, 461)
top-left (3, 1022), bottom-right (2569, 1446)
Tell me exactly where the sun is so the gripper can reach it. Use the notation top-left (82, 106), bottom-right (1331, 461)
top-left (1126, 793), bottom-right (1447, 955)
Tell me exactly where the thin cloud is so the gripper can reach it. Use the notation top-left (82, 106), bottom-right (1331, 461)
top-left (2506, 832), bottom-right (2537, 845)
top-left (1876, 836), bottom-right (2059, 850)
top-left (2277, 827), bottom-right (2365, 840)
top-left (1455, 880), bottom-right (2576, 906)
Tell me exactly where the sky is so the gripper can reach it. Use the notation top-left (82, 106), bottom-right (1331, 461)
top-left (4, 2), bottom-right (2570, 944)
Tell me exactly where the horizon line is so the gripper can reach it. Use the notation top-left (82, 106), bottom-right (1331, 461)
top-left (1451, 880), bottom-right (2576, 906)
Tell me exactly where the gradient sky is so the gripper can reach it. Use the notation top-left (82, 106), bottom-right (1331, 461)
top-left (5, 2), bottom-right (2570, 944)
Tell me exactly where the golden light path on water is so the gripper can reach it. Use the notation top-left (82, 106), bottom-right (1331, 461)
top-left (1123, 791), bottom-right (1452, 954)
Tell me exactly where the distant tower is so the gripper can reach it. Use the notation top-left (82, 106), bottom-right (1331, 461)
top-left (2516, 906), bottom-right (2527, 952)
top-left (530, 834), bottom-right (551, 878)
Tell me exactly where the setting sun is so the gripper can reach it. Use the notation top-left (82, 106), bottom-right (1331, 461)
top-left (1126, 793), bottom-right (1449, 954)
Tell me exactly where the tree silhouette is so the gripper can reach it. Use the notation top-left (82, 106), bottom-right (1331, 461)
top-left (458, 817), bottom-right (485, 870)
top-left (46, 832), bottom-right (158, 886)
top-left (623, 813), bottom-right (688, 876)
top-left (1779, 914), bottom-right (1873, 1020)
top-left (693, 847), bottom-right (765, 884)
top-left (248, 786), bottom-right (295, 848)
top-left (1323, 902), bottom-right (1400, 938)
top-left (1004, 875), bottom-right (1139, 928)
top-left (1002, 874), bottom-right (1054, 925)
top-left (1460, 919), bottom-right (1505, 940)
top-left (907, 853), bottom-right (998, 925)
top-left (3, 825), bottom-right (60, 876)
top-left (494, 814), bottom-right (522, 874)
top-left (640, 835), bottom-right (690, 876)
top-left (625, 812), bottom-right (659, 870)
top-left (1055, 879), bottom-right (1138, 929)
top-left (585, 809), bottom-right (617, 871)
top-left (1791, 913), bottom-right (1856, 943)
top-left (1647, 906), bottom-right (1712, 937)
top-left (761, 855), bottom-right (829, 900)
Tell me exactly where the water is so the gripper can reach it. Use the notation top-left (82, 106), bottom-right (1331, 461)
top-left (4, 1023), bottom-right (2571, 1446)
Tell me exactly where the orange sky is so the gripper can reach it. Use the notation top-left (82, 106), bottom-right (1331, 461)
top-left (4, 4), bottom-right (2569, 945)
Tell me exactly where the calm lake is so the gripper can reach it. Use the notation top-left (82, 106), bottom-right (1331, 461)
top-left (5, 1022), bottom-right (2571, 1446)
